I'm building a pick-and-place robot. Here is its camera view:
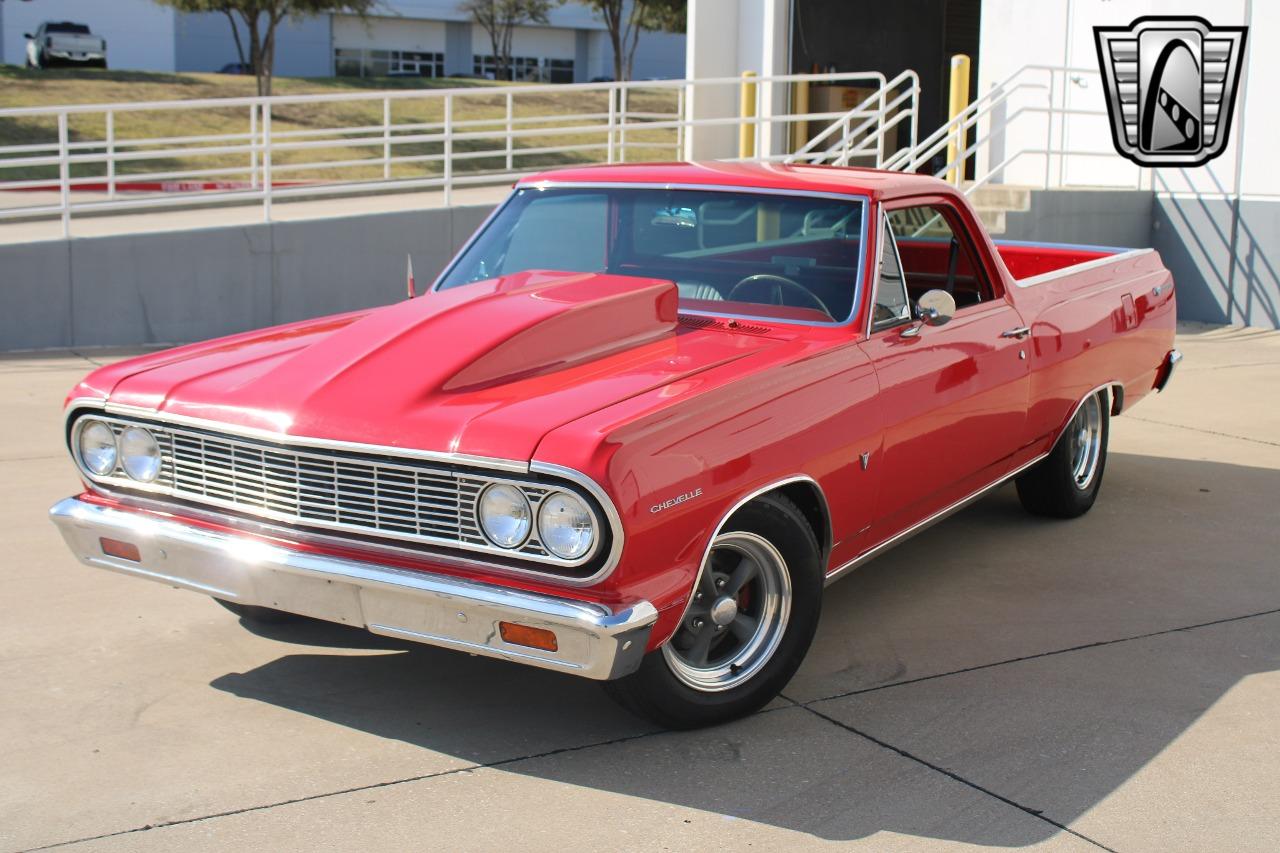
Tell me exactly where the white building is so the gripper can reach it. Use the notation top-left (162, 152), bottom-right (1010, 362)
top-left (685, 0), bottom-right (1278, 328)
top-left (0, 0), bottom-right (686, 82)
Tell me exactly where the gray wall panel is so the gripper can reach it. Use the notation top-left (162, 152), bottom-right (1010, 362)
top-left (1153, 196), bottom-right (1280, 329)
top-left (1151, 196), bottom-right (1236, 326)
top-left (1, 241), bottom-right (72, 350)
top-left (270, 208), bottom-right (456, 323)
top-left (1000, 190), bottom-right (1154, 249)
top-left (0, 203), bottom-right (496, 350)
top-left (1232, 200), bottom-right (1280, 330)
top-left (6, 190), bottom-right (1277, 351)
top-left (68, 226), bottom-right (273, 347)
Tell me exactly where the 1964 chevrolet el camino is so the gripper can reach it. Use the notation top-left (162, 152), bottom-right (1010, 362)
top-left (50, 163), bottom-right (1180, 728)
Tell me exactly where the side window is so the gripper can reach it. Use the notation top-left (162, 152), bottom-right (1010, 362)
top-left (885, 203), bottom-right (994, 308)
top-left (872, 215), bottom-right (911, 330)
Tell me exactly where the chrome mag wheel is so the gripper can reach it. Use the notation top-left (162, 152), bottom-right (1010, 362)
top-left (1068, 393), bottom-right (1104, 490)
top-left (662, 531), bottom-right (792, 692)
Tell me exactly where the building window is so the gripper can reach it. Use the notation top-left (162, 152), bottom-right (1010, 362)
top-left (335, 48), bottom-right (445, 78)
top-left (473, 55), bottom-right (572, 83)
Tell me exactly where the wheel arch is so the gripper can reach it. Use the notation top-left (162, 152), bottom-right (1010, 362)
top-left (659, 475), bottom-right (831, 648)
top-left (1050, 382), bottom-right (1122, 452)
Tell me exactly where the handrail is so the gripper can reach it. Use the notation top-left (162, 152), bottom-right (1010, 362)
top-left (0, 69), bottom-right (916, 237)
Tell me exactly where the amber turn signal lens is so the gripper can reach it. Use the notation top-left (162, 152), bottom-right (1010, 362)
top-left (100, 537), bottom-right (141, 562)
top-left (498, 621), bottom-right (558, 652)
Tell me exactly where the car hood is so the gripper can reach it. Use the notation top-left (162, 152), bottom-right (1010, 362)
top-left (85, 271), bottom-right (783, 461)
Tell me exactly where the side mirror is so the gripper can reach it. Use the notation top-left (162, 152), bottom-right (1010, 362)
top-left (916, 289), bottom-right (956, 326)
top-left (23, 33), bottom-right (34, 40)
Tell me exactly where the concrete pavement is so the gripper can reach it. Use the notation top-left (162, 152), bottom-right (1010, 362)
top-left (1, 324), bottom-right (1278, 852)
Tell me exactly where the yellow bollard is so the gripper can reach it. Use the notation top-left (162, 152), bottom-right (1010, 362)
top-left (946, 54), bottom-right (971, 185)
top-left (739, 71), bottom-right (758, 159)
top-left (791, 79), bottom-right (810, 153)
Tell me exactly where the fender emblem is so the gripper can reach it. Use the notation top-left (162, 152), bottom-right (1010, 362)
top-left (650, 488), bottom-right (703, 514)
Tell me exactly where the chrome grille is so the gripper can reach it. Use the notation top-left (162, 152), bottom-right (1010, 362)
top-left (90, 417), bottom-right (568, 564)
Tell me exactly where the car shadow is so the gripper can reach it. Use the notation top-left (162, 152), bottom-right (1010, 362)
top-left (209, 452), bottom-right (1280, 845)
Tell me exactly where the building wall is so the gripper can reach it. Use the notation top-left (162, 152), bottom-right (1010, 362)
top-left (175, 12), bottom-right (332, 76)
top-left (0, 205), bottom-right (495, 350)
top-left (3, 0), bottom-right (176, 70)
top-left (684, 0), bottom-right (790, 159)
top-left (2, 0), bottom-right (683, 80)
top-left (470, 23), bottom-right (577, 61)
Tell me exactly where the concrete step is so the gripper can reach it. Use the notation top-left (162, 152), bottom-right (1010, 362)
top-left (964, 183), bottom-right (1033, 212)
top-left (973, 207), bottom-right (1007, 235)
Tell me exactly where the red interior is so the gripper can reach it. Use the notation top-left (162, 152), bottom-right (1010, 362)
top-left (996, 243), bottom-right (1116, 281)
top-left (894, 237), bottom-right (989, 307)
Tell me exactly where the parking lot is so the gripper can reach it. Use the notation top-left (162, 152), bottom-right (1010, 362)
top-left (2, 322), bottom-right (1278, 853)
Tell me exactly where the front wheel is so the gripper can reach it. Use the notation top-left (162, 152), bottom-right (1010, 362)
top-left (604, 493), bottom-right (822, 729)
top-left (1016, 389), bottom-right (1110, 518)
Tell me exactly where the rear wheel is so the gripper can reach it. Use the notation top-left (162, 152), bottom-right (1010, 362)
top-left (1016, 390), bottom-right (1110, 518)
top-left (214, 598), bottom-right (301, 624)
top-left (604, 494), bottom-right (822, 729)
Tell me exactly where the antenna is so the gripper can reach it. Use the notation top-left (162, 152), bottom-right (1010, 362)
top-left (406, 254), bottom-right (416, 299)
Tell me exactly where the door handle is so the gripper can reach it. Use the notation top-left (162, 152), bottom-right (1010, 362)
top-left (1001, 326), bottom-right (1031, 339)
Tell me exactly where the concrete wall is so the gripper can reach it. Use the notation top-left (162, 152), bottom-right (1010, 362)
top-left (999, 190), bottom-right (1154, 248)
top-left (0, 205), bottom-right (494, 351)
top-left (1153, 196), bottom-right (1280, 329)
top-left (1001, 189), bottom-right (1280, 330)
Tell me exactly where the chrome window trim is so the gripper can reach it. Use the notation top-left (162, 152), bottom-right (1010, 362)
top-left (64, 398), bottom-right (624, 586)
top-left (432, 181), bottom-right (872, 330)
top-left (867, 210), bottom-right (913, 336)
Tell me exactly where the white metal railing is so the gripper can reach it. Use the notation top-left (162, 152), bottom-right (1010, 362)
top-left (0, 71), bottom-right (916, 237)
top-left (783, 70), bottom-right (920, 169)
top-left (882, 64), bottom-right (1148, 196)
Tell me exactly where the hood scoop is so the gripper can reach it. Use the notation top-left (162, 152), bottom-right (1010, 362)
top-left (440, 271), bottom-right (679, 391)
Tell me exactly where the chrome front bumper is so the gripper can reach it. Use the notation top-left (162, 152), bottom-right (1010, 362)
top-left (49, 497), bottom-right (655, 680)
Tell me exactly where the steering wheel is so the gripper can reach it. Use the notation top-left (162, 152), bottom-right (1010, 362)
top-left (727, 274), bottom-right (834, 320)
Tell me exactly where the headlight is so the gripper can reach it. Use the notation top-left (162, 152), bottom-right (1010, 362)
top-left (77, 419), bottom-right (117, 476)
top-left (119, 427), bottom-right (162, 482)
top-left (537, 491), bottom-right (596, 560)
top-left (477, 483), bottom-right (532, 548)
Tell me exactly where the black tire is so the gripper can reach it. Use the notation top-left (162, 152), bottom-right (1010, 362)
top-left (214, 597), bottom-right (302, 624)
top-left (604, 493), bottom-right (823, 729)
top-left (1016, 390), bottom-right (1110, 518)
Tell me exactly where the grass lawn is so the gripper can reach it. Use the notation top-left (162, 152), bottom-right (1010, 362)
top-left (0, 66), bottom-right (681, 184)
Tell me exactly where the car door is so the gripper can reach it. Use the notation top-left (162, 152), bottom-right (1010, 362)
top-left (858, 198), bottom-right (1032, 541)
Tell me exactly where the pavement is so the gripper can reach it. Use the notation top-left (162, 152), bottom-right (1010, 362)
top-left (0, 184), bottom-right (512, 245)
top-left (1, 323), bottom-right (1278, 852)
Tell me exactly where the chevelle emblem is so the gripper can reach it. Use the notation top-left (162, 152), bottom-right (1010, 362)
top-left (650, 488), bottom-right (703, 514)
top-left (1094, 16), bottom-right (1247, 168)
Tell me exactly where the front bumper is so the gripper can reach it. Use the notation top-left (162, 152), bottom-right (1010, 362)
top-left (49, 497), bottom-right (655, 680)
top-left (47, 49), bottom-right (105, 61)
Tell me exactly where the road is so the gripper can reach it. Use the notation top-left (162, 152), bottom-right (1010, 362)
top-left (1, 323), bottom-right (1278, 852)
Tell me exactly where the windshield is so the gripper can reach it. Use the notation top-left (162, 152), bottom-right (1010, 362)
top-left (436, 186), bottom-right (868, 325)
top-left (47, 23), bottom-right (92, 34)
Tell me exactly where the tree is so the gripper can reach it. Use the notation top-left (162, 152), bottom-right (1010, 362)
top-left (585, 0), bottom-right (685, 82)
top-left (459, 0), bottom-right (554, 82)
top-left (154, 1), bottom-right (378, 96)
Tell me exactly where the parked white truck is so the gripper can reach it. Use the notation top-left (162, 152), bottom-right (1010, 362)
top-left (25, 22), bottom-right (107, 69)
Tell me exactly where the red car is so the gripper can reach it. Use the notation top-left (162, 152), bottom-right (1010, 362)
top-left (50, 163), bottom-right (1180, 728)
